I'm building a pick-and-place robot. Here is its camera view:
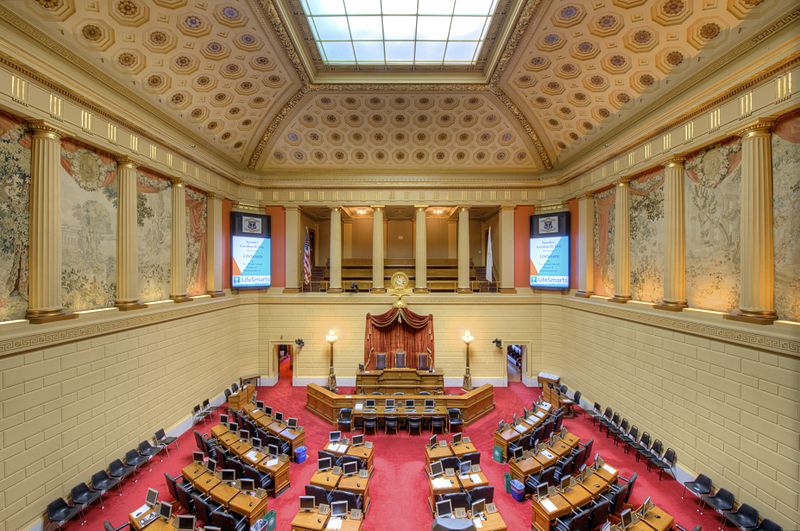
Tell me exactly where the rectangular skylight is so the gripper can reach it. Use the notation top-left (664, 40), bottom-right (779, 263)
top-left (301, 0), bottom-right (497, 66)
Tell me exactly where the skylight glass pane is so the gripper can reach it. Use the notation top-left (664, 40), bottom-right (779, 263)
top-left (385, 41), bottom-right (415, 61)
top-left (415, 41), bottom-right (446, 62)
top-left (416, 16), bottom-right (451, 40)
top-left (312, 16), bottom-right (351, 40)
top-left (453, 0), bottom-right (495, 15)
top-left (305, 0), bottom-right (346, 15)
top-left (445, 41), bottom-right (478, 62)
top-left (353, 41), bottom-right (385, 62)
top-left (303, 0), bottom-right (497, 66)
top-left (348, 16), bottom-right (383, 39)
top-left (448, 16), bottom-right (487, 40)
top-left (383, 16), bottom-right (416, 40)
top-left (382, 0), bottom-right (417, 15)
top-left (321, 41), bottom-right (355, 62)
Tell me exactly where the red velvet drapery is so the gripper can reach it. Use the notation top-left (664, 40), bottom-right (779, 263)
top-left (364, 306), bottom-right (434, 370)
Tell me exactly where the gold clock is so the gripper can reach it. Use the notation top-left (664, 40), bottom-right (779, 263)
top-left (390, 272), bottom-right (410, 290)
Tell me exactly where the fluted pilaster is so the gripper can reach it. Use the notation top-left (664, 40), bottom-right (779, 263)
top-left (206, 194), bottom-right (225, 297)
top-left (170, 179), bottom-right (190, 302)
top-left (329, 207), bottom-right (343, 293)
top-left (115, 159), bottom-right (146, 310)
top-left (575, 194), bottom-right (594, 297)
top-left (499, 205), bottom-right (516, 293)
top-left (371, 206), bottom-right (385, 293)
top-left (457, 206), bottom-right (471, 293)
top-left (414, 205), bottom-right (429, 293)
top-left (657, 158), bottom-right (688, 311)
top-left (611, 181), bottom-right (631, 303)
top-left (284, 206), bottom-right (301, 293)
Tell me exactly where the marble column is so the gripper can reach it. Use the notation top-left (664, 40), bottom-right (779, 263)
top-left (575, 194), bottom-right (594, 297)
top-left (611, 180), bottom-right (631, 303)
top-left (284, 206), bottom-right (301, 293)
top-left (328, 206), bottom-right (343, 293)
top-left (115, 159), bottom-right (146, 310)
top-left (371, 206), bottom-right (385, 293)
top-left (656, 158), bottom-right (688, 311)
top-left (499, 205), bottom-right (516, 293)
top-left (727, 120), bottom-right (777, 324)
top-left (170, 178), bottom-right (190, 302)
top-left (414, 205), bottom-right (429, 293)
top-left (457, 206), bottom-right (471, 293)
top-left (26, 122), bottom-right (75, 323)
top-left (206, 194), bottom-right (225, 297)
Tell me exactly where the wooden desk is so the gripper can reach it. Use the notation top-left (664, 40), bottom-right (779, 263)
top-left (640, 506), bottom-right (674, 531)
top-left (493, 427), bottom-right (522, 461)
top-left (450, 441), bottom-right (477, 458)
top-left (475, 513), bottom-right (508, 531)
top-left (194, 472), bottom-right (221, 494)
top-left (211, 424), bottom-right (229, 438)
top-left (356, 367), bottom-right (444, 394)
top-left (229, 491), bottom-right (270, 524)
top-left (211, 482), bottom-right (240, 506)
top-left (428, 475), bottom-right (461, 511)
top-left (532, 493), bottom-right (572, 530)
top-left (560, 484), bottom-right (593, 507)
top-left (346, 445), bottom-right (375, 474)
top-left (128, 507), bottom-right (175, 531)
top-left (181, 465), bottom-right (269, 524)
top-left (509, 456), bottom-right (543, 482)
top-left (425, 444), bottom-right (454, 466)
top-left (339, 473), bottom-right (370, 512)
top-left (219, 431), bottom-right (239, 446)
top-left (323, 441), bottom-right (351, 456)
top-left (291, 510), bottom-right (328, 531)
top-left (229, 384), bottom-right (255, 410)
top-left (281, 427), bottom-right (306, 454)
top-left (210, 424), bottom-right (292, 494)
top-left (257, 456), bottom-right (291, 495)
top-left (307, 384), bottom-right (494, 425)
top-left (310, 469), bottom-right (341, 489)
top-left (230, 440), bottom-right (253, 457)
top-left (458, 471), bottom-right (489, 490)
top-left (182, 462), bottom-right (207, 481)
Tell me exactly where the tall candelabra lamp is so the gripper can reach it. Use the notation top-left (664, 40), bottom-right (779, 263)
top-left (462, 330), bottom-right (474, 391)
top-left (326, 330), bottom-right (338, 393)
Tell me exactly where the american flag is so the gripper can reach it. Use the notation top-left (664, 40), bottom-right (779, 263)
top-left (303, 226), bottom-right (311, 285)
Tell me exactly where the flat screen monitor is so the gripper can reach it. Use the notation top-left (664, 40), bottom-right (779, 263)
top-left (343, 461), bottom-right (358, 476)
top-left (405, 399), bottom-right (415, 408)
top-left (642, 496), bottom-right (652, 513)
top-left (251, 438), bottom-right (262, 449)
top-left (206, 458), bottom-right (216, 472)
top-left (511, 446), bottom-right (523, 461)
top-left (192, 451), bottom-right (205, 463)
top-left (385, 399), bottom-right (395, 409)
top-left (239, 478), bottom-right (255, 492)
top-left (239, 430), bottom-right (250, 440)
top-left (329, 431), bottom-right (341, 442)
top-left (318, 457), bottom-right (332, 471)
top-left (176, 514), bottom-right (196, 530)
top-left (219, 414), bottom-right (229, 425)
top-left (221, 469), bottom-right (236, 482)
top-left (429, 435), bottom-right (437, 448)
top-left (452, 432), bottom-right (462, 445)
top-left (471, 499), bottom-right (485, 517)
top-left (256, 401), bottom-right (264, 409)
top-left (535, 483), bottom-right (548, 499)
top-left (529, 212), bottom-right (570, 289)
top-left (274, 412), bottom-right (284, 423)
top-left (459, 461), bottom-right (472, 475)
top-left (352, 434), bottom-right (364, 446)
top-left (264, 406), bottom-right (273, 416)
top-left (159, 501), bottom-right (172, 520)
top-left (620, 509), bottom-right (633, 528)
top-left (288, 418), bottom-right (298, 429)
top-left (146, 488), bottom-right (159, 507)
top-left (299, 496), bottom-right (315, 512)
top-left (560, 476), bottom-right (571, 490)
top-left (229, 422), bottom-right (238, 433)
top-left (365, 399), bottom-right (375, 408)
top-left (268, 444), bottom-right (279, 458)
top-left (430, 460), bottom-right (444, 478)
top-left (231, 212), bottom-right (271, 288)
top-left (331, 501), bottom-right (348, 517)
top-left (425, 399), bottom-right (435, 409)
top-left (435, 499), bottom-right (453, 518)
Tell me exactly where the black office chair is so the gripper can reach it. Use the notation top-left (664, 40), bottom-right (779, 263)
top-left (212, 509), bottom-right (248, 531)
top-left (318, 450), bottom-right (340, 466)
top-left (418, 353), bottom-right (429, 371)
top-left (363, 416), bottom-right (378, 435)
top-left (154, 428), bottom-right (179, 455)
top-left (701, 488), bottom-right (735, 526)
top-left (554, 455), bottom-right (575, 482)
top-left (619, 425), bottom-right (638, 454)
top-left (227, 458), bottom-right (244, 479)
top-left (642, 439), bottom-right (664, 468)
top-left (555, 506), bottom-right (591, 531)
top-left (375, 353), bottom-right (387, 370)
top-left (338, 408), bottom-right (353, 432)
top-left (46, 497), bottom-right (81, 530)
top-left (589, 498), bottom-right (610, 529)
top-left (724, 503), bottom-right (759, 529)
top-left (243, 463), bottom-right (274, 492)
top-left (525, 466), bottom-right (556, 494)
top-left (448, 409), bottom-right (464, 433)
top-left (634, 432), bottom-right (652, 462)
top-left (407, 416), bottom-right (422, 435)
top-left (469, 486), bottom-right (494, 504)
top-left (431, 416), bottom-right (446, 434)
top-left (177, 483), bottom-right (195, 514)
top-left (602, 482), bottom-right (628, 516)
top-left (193, 493), bottom-right (221, 525)
top-left (102, 521), bottom-right (128, 531)
top-left (580, 439), bottom-right (594, 465)
top-left (441, 492), bottom-right (470, 510)
top-left (598, 407), bottom-right (613, 432)
top-left (138, 440), bottom-right (163, 468)
top-left (231, 382), bottom-right (239, 392)
top-left (330, 489), bottom-right (362, 511)
top-left (340, 455), bottom-right (366, 471)
top-left (609, 472), bottom-right (637, 505)
top-left (305, 485), bottom-right (332, 506)
top-left (440, 457), bottom-right (460, 471)
top-left (385, 415), bottom-right (398, 434)
top-left (587, 403), bottom-right (603, 425)
top-left (651, 448), bottom-right (677, 480)
top-left (683, 473), bottom-right (712, 513)
top-left (553, 412), bottom-right (565, 432)
top-left (604, 413), bottom-right (621, 438)
top-left (611, 418), bottom-right (629, 444)
top-left (163, 472), bottom-right (181, 503)
top-left (224, 388), bottom-right (232, 403)
top-left (108, 459), bottom-right (135, 483)
top-left (752, 519), bottom-right (783, 531)
top-left (70, 483), bottom-right (102, 523)
top-left (395, 351), bottom-right (406, 368)
top-left (461, 452), bottom-right (480, 466)
top-left (91, 470), bottom-right (121, 498)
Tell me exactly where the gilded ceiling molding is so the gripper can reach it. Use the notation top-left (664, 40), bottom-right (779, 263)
top-left (489, 0), bottom-right (545, 85)
top-left (0, 5), bottom-right (236, 168)
top-left (490, 86), bottom-right (553, 170)
top-left (251, 0), bottom-right (310, 86)
top-left (247, 85), bottom-right (311, 168)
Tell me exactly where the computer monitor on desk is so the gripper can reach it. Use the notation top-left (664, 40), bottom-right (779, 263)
top-left (256, 400), bottom-right (264, 410)
top-left (176, 515), bottom-right (196, 530)
top-left (471, 499), bottom-right (485, 517)
top-left (239, 430), bottom-right (250, 441)
top-left (435, 499), bottom-right (453, 518)
top-left (405, 399), bottom-right (415, 409)
top-left (620, 509), bottom-right (634, 528)
top-left (511, 446), bottom-right (523, 462)
top-left (159, 501), bottom-right (172, 521)
top-left (452, 432), bottom-right (462, 445)
top-left (535, 483), bottom-right (548, 499)
top-left (352, 434), bottom-right (364, 446)
top-left (560, 476), bottom-right (571, 491)
top-left (425, 399), bottom-right (435, 409)
top-left (229, 422), bottom-right (238, 433)
top-left (318, 457), bottom-right (332, 471)
top-left (288, 418), bottom-right (298, 429)
top-left (206, 458), bottom-right (217, 472)
top-left (331, 501), bottom-right (348, 518)
top-left (265, 406), bottom-right (273, 416)
top-left (430, 460), bottom-right (444, 478)
top-left (385, 399), bottom-right (395, 409)
top-left (268, 444), bottom-right (279, 458)
top-left (274, 412), bottom-right (284, 423)
top-left (192, 451), bottom-right (204, 464)
top-left (343, 461), bottom-right (358, 477)
top-left (146, 488), bottom-right (159, 507)
top-left (239, 478), bottom-right (255, 492)
top-left (429, 435), bottom-right (437, 448)
top-left (300, 496), bottom-right (315, 512)
top-left (219, 414), bottom-right (229, 425)
top-left (221, 469), bottom-right (236, 483)
top-left (329, 431), bottom-right (341, 443)
top-left (459, 461), bottom-right (471, 475)
top-left (365, 399), bottom-right (376, 409)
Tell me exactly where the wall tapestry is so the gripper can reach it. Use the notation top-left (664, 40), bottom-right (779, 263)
top-left (186, 187), bottom-right (207, 296)
top-left (630, 170), bottom-right (665, 303)
top-left (593, 187), bottom-right (616, 297)
top-left (137, 168), bottom-right (172, 302)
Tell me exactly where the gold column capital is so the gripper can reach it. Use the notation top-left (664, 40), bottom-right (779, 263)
top-left (577, 192), bottom-right (594, 200)
top-left (616, 178), bottom-right (631, 187)
top-left (663, 156), bottom-right (686, 168)
top-left (170, 177), bottom-right (184, 187)
top-left (500, 204), bottom-right (516, 211)
top-left (28, 120), bottom-right (63, 140)
top-left (370, 204), bottom-right (384, 210)
top-left (737, 118), bottom-right (775, 138)
top-left (116, 157), bottom-right (137, 169)
top-left (414, 205), bottom-right (429, 210)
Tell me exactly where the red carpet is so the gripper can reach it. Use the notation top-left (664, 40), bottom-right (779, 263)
top-left (70, 378), bottom-right (721, 530)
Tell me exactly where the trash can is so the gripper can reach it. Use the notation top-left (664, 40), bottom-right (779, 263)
top-left (294, 445), bottom-right (307, 463)
top-left (504, 472), bottom-right (512, 493)
top-left (510, 480), bottom-right (526, 502)
top-left (493, 445), bottom-right (505, 463)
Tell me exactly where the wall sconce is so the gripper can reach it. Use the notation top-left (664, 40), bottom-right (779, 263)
top-left (492, 338), bottom-right (502, 348)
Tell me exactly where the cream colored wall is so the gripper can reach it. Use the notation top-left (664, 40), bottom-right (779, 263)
top-left (346, 218), bottom-right (373, 259)
top-left (0, 300), bottom-right (248, 530)
top-left (386, 219), bottom-right (413, 259)
top-left (426, 218), bottom-right (451, 259)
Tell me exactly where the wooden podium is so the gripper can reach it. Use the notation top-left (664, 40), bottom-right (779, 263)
top-left (355, 367), bottom-right (444, 394)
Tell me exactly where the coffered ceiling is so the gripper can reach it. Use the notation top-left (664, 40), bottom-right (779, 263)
top-left (2, 0), bottom-right (790, 181)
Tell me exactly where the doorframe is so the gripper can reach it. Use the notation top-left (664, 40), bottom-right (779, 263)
top-left (500, 340), bottom-right (532, 387)
top-left (268, 341), bottom-right (296, 386)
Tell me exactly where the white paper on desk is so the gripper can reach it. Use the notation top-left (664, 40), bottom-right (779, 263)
top-left (432, 478), bottom-right (453, 489)
top-left (354, 403), bottom-right (363, 410)
top-left (473, 518), bottom-right (483, 529)
top-left (470, 474), bottom-right (482, 484)
top-left (245, 450), bottom-right (259, 461)
top-left (541, 450), bottom-right (554, 459)
top-left (541, 499), bottom-right (558, 512)
top-left (541, 402), bottom-right (552, 410)
top-left (513, 425), bottom-right (527, 433)
top-left (535, 411), bottom-right (546, 418)
top-left (602, 464), bottom-right (616, 474)
top-left (326, 517), bottom-right (343, 530)
top-left (132, 504), bottom-right (148, 517)
top-left (266, 458), bottom-right (278, 467)
top-left (459, 475), bottom-right (469, 481)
